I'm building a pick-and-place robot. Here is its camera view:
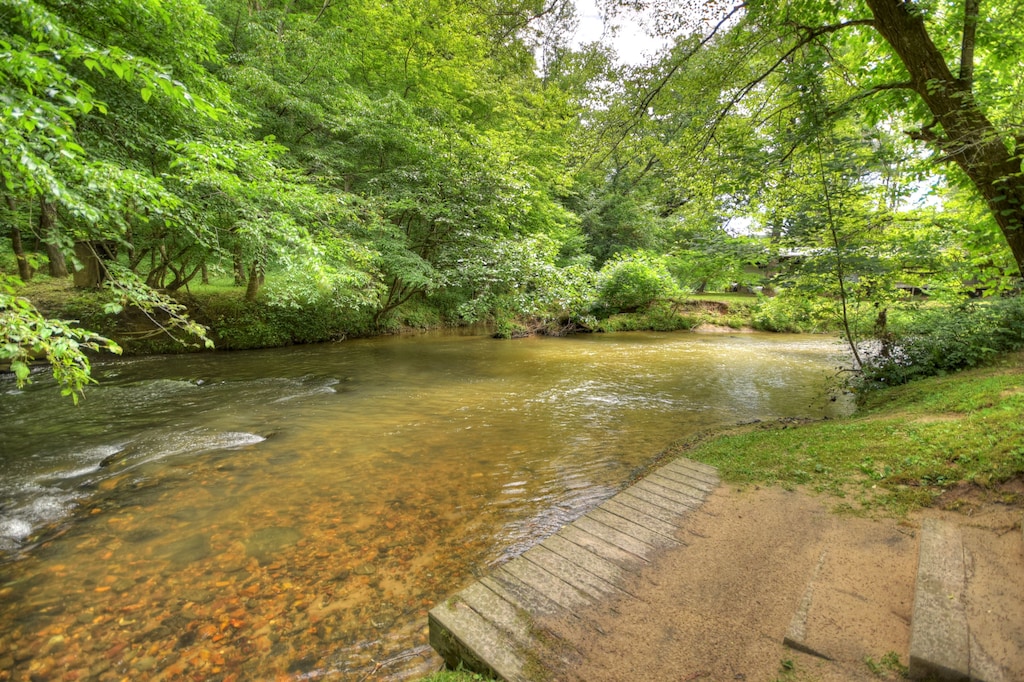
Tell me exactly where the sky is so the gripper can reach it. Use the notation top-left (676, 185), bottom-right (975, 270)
top-left (572, 0), bottom-right (669, 64)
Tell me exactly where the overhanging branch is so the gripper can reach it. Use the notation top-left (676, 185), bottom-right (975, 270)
top-left (584, 3), bottom-right (747, 167)
top-left (693, 17), bottom-right (877, 157)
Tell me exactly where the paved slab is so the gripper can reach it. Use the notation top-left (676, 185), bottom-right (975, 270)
top-left (428, 456), bottom-right (717, 679)
top-left (909, 519), bottom-right (970, 681)
top-left (908, 516), bottom-right (1024, 682)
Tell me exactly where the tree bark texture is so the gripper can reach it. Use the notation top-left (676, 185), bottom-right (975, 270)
top-left (73, 242), bottom-right (103, 288)
top-left (10, 228), bottom-right (33, 281)
top-left (244, 260), bottom-right (264, 301)
top-left (5, 197), bottom-right (33, 281)
top-left (864, 0), bottom-right (1024, 272)
top-left (233, 242), bottom-right (246, 286)
top-left (40, 198), bottom-right (69, 278)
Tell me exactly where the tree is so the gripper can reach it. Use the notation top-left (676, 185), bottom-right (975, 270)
top-left (1, 0), bottom-right (224, 393)
top-left (600, 0), bottom-right (1024, 275)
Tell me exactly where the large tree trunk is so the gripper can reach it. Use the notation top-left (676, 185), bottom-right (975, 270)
top-left (865, 0), bottom-right (1024, 273)
top-left (73, 242), bottom-right (103, 288)
top-left (40, 198), bottom-right (69, 278)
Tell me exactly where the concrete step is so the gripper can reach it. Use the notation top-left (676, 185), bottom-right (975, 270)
top-left (909, 519), bottom-right (970, 680)
top-left (429, 457), bottom-right (718, 680)
top-left (909, 518), bottom-right (1024, 682)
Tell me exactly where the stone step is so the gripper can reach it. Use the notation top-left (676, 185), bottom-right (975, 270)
top-left (782, 518), bottom-right (916, 668)
top-left (909, 519), bottom-right (970, 681)
top-left (908, 518), bottom-right (1024, 682)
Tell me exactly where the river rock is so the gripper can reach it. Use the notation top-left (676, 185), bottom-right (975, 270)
top-left (180, 589), bottom-right (213, 604)
top-left (111, 578), bottom-right (135, 594)
top-left (44, 634), bottom-right (66, 654)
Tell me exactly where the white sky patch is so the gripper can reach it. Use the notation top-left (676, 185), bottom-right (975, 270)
top-left (573, 0), bottom-right (669, 65)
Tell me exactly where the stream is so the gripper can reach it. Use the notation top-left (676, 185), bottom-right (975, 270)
top-left (0, 330), bottom-right (853, 680)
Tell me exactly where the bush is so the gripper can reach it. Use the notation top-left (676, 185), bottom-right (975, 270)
top-left (859, 296), bottom-right (1024, 387)
top-left (749, 294), bottom-right (826, 333)
top-left (595, 253), bottom-right (680, 313)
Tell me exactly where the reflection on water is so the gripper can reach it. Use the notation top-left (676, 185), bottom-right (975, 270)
top-left (0, 331), bottom-right (851, 679)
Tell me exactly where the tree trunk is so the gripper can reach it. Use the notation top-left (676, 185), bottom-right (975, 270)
top-left (73, 242), bottom-right (103, 288)
top-left (10, 227), bottom-right (33, 281)
top-left (865, 0), bottom-right (1024, 273)
top-left (5, 197), bottom-right (33, 281)
top-left (244, 260), bottom-right (263, 301)
top-left (40, 199), bottom-right (68, 278)
top-left (233, 243), bottom-right (246, 286)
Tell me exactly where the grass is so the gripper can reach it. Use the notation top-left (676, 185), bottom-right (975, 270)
top-left (864, 651), bottom-right (909, 679)
top-left (420, 669), bottom-right (493, 682)
top-left (672, 350), bottom-right (1024, 515)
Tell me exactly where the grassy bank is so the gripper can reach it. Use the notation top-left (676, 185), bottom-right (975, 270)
top-left (675, 350), bottom-right (1024, 516)
top-left (420, 351), bottom-right (1024, 681)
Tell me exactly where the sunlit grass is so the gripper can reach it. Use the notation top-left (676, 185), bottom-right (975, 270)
top-left (420, 669), bottom-right (493, 681)
top-left (674, 351), bottom-right (1024, 515)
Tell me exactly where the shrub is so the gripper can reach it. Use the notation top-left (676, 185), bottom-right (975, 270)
top-left (595, 253), bottom-right (680, 313)
top-left (750, 294), bottom-right (823, 333)
top-left (859, 296), bottom-right (1024, 387)
top-left (596, 302), bottom-right (699, 332)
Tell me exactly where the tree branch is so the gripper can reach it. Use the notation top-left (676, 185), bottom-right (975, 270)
top-left (834, 80), bottom-right (915, 111)
top-left (585, 3), bottom-right (747, 167)
top-left (313, 0), bottom-right (333, 24)
top-left (692, 17), bottom-right (877, 158)
top-left (958, 0), bottom-right (980, 85)
top-left (906, 118), bottom-right (940, 143)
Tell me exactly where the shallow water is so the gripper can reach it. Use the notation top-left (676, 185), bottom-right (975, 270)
top-left (0, 331), bottom-right (852, 680)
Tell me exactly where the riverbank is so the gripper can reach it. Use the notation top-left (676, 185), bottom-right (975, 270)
top-left (11, 275), bottom-right (766, 358)
top-left (422, 351), bottom-right (1024, 681)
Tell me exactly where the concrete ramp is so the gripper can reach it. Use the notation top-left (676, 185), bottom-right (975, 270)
top-left (428, 457), bottom-right (719, 681)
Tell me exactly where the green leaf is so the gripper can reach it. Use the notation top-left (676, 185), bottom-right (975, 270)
top-left (12, 360), bottom-right (30, 382)
top-left (140, 87), bottom-right (153, 102)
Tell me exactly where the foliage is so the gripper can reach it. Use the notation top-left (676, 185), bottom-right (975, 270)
top-left (750, 294), bottom-right (837, 334)
top-left (599, 0), bottom-right (1024, 274)
top-left (5, 0), bottom-right (1024, 400)
top-left (859, 297), bottom-right (1024, 388)
top-left (452, 233), bottom-right (596, 330)
top-left (0, 274), bottom-right (120, 402)
top-left (594, 251), bottom-right (681, 313)
top-left (667, 224), bottom-right (763, 294)
top-left (420, 668), bottom-right (492, 682)
top-left (863, 651), bottom-right (909, 679)
top-left (596, 302), bottom-right (699, 332)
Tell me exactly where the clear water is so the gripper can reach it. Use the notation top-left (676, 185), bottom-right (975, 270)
top-left (0, 331), bottom-right (852, 679)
